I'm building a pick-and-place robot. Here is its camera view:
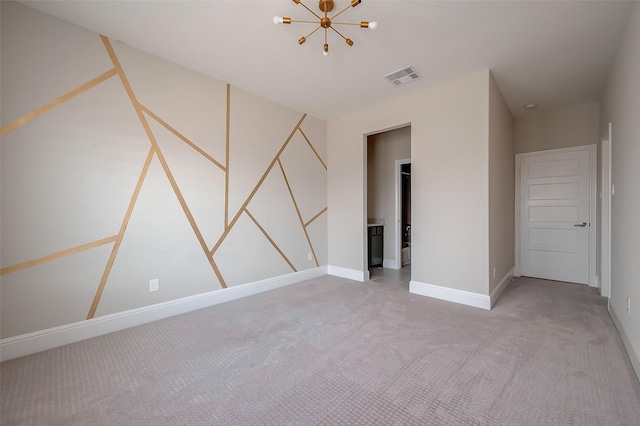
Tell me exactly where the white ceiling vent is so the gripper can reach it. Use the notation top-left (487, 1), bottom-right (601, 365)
top-left (383, 66), bottom-right (422, 87)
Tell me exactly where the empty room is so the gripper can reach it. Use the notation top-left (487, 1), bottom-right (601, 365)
top-left (1, 1), bottom-right (639, 424)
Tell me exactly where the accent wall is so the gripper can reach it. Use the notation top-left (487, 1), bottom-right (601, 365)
top-left (0, 2), bottom-right (327, 340)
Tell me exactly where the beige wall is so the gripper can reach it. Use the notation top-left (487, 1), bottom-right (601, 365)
top-left (0, 2), bottom-right (327, 338)
top-left (367, 126), bottom-right (411, 267)
top-left (328, 71), bottom-right (491, 295)
top-left (600, 2), bottom-right (640, 376)
top-left (514, 101), bottom-right (600, 154)
top-left (488, 75), bottom-right (515, 293)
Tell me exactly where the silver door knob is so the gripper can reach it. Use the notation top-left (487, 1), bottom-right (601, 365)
top-left (574, 222), bottom-right (588, 227)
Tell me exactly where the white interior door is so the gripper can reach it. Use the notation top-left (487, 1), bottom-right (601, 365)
top-left (519, 149), bottom-right (592, 284)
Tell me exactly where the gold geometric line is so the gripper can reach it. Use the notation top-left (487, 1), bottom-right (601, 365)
top-left (225, 84), bottom-right (231, 229)
top-left (87, 147), bottom-right (155, 319)
top-left (210, 113), bottom-right (308, 255)
top-left (155, 143), bottom-right (228, 289)
top-left (99, 35), bottom-right (227, 291)
top-left (298, 127), bottom-right (327, 171)
top-left (277, 158), bottom-right (319, 267)
top-left (0, 68), bottom-right (118, 138)
top-left (244, 208), bottom-right (297, 272)
top-left (0, 236), bottom-right (118, 277)
top-left (140, 104), bottom-right (226, 171)
top-left (304, 207), bottom-right (328, 228)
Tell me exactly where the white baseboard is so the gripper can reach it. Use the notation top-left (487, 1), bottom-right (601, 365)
top-left (409, 280), bottom-right (490, 310)
top-left (383, 258), bottom-right (398, 269)
top-left (609, 302), bottom-right (640, 381)
top-left (327, 265), bottom-right (366, 282)
top-left (490, 267), bottom-right (514, 308)
top-left (0, 267), bottom-right (327, 362)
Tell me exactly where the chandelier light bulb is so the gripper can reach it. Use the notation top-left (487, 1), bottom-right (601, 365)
top-left (273, 16), bottom-right (283, 25)
top-left (369, 21), bottom-right (378, 30)
top-left (323, 43), bottom-right (329, 56)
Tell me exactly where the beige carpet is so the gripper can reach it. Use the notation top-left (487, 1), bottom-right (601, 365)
top-left (2, 271), bottom-right (640, 425)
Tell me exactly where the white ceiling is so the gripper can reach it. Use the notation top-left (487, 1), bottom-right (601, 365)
top-left (19, 0), bottom-right (634, 121)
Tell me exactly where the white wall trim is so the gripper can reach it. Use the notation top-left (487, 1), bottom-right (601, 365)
top-left (490, 267), bottom-right (514, 308)
top-left (327, 265), bottom-right (367, 282)
top-left (609, 303), bottom-right (640, 381)
top-left (409, 280), bottom-right (490, 310)
top-left (0, 267), bottom-right (327, 362)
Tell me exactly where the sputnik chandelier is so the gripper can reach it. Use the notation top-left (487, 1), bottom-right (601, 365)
top-left (273, 0), bottom-right (377, 56)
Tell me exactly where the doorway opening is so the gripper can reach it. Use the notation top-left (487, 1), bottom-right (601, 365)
top-left (366, 125), bottom-right (411, 271)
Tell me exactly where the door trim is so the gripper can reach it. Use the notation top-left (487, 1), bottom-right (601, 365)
top-left (515, 144), bottom-right (597, 286)
top-left (394, 158), bottom-right (411, 270)
top-left (601, 123), bottom-right (612, 297)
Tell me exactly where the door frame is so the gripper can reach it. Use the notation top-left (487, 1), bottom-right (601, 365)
top-left (395, 158), bottom-right (411, 270)
top-left (514, 144), bottom-right (598, 287)
top-left (601, 123), bottom-right (612, 297)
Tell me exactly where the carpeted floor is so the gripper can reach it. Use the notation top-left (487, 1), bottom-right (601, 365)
top-left (1, 268), bottom-right (640, 425)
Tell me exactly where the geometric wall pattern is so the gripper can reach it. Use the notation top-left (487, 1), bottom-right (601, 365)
top-left (0, 2), bottom-right (327, 338)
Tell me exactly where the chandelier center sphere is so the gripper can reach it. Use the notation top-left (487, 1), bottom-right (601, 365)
top-left (321, 17), bottom-right (331, 28)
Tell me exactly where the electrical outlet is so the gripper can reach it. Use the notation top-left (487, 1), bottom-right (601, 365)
top-left (150, 278), bottom-right (159, 292)
top-left (308, 253), bottom-right (313, 261)
top-left (493, 267), bottom-right (496, 279)
top-left (628, 297), bottom-right (631, 314)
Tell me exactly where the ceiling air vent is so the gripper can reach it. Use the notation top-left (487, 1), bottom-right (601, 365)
top-left (383, 66), bottom-right (422, 87)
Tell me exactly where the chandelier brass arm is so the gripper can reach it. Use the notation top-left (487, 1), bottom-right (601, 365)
top-left (294, 0), bottom-right (323, 20)
top-left (274, 0), bottom-right (377, 56)
top-left (330, 0), bottom-right (361, 21)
